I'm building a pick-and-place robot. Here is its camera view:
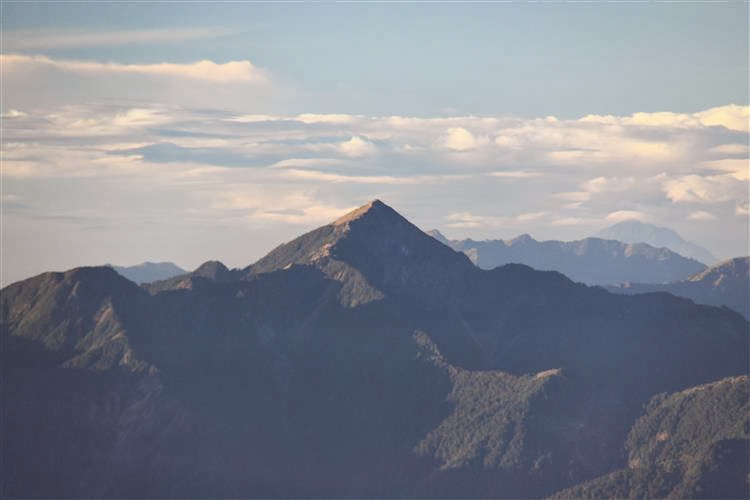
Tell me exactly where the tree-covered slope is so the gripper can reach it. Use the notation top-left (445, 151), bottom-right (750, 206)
top-left (551, 376), bottom-right (749, 499)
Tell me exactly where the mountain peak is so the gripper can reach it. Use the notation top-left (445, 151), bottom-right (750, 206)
top-left (247, 199), bottom-right (475, 308)
top-left (333, 199), bottom-right (390, 226)
top-left (193, 260), bottom-right (233, 281)
top-left (595, 220), bottom-right (716, 264)
top-left (510, 233), bottom-right (535, 244)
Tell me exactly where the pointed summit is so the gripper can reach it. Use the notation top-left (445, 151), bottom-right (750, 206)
top-left (334, 199), bottom-right (389, 226)
top-left (246, 199), bottom-right (475, 308)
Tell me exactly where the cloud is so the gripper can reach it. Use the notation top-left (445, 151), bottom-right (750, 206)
top-left (555, 192), bottom-right (590, 202)
top-left (438, 128), bottom-right (487, 151)
top-left (296, 114), bottom-right (358, 124)
top-left (736, 203), bottom-right (750, 217)
top-left (444, 211), bottom-right (549, 229)
top-left (581, 104), bottom-right (749, 133)
top-left (338, 136), bottom-right (376, 157)
top-left (281, 169), bottom-right (411, 185)
top-left (709, 143), bottom-right (748, 155)
top-left (6, 102), bottom-right (749, 267)
top-left (227, 113), bottom-right (359, 125)
top-left (687, 211), bottom-right (717, 221)
top-left (112, 108), bottom-right (172, 127)
top-left (6, 27), bottom-right (235, 49)
top-left (488, 171), bottom-right (540, 179)
top-left (2, 53), bottom-right (269, 83)
top-left (582, 176), bottom-right (636, 193)
top-left (270, 158), bottom-right (347, 169)
top-left (445, 211), bottom-right (493, 228)
top-left (2, 109), bottom-right (27, 118)
top-left (695, 104), bottom-right (750, 133)
top-left (662, 174), bottom-right (739, 204)
top-left (549, 216), bottom-right (585, 226)
top-left (605, 210), bottom-right (650, 223)
top-left (516, 212), bottom-right (546, 223)
top-left (701, 159), bottom-right (749, 181)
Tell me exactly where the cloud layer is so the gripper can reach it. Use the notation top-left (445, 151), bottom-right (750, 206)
top-left (3, 102), bottom-right (748, 285)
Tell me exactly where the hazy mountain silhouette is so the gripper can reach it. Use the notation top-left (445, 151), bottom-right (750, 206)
top-left (595, 220), bottom-right (716, 264)
top-left (428, 230), bottom-right (705, 285)
top-left (608, 257), bottom-right (749, 320)
top-left (108, 261), bottom-right (185, 284)
top-left (3, 200), bottom-right (747, 498)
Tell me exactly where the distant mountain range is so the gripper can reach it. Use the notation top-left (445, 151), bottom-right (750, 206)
top-left (595, 220), bottom-right (716, 264)
top-left (108, 261), bottom-right (185, 284)
top-left (428, 230), bottom-right (706, 285)
top-left (3, 200), bottom-right (747, 498)
top-left (607, 257), bottom-right (749, 320)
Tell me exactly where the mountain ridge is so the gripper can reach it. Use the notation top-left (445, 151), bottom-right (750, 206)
top-left (608, 257), bottom-right (750, 320)
top-left (3, 199), bottom-right (748, 498)
top-left (108, 261), bottom-right (186, 284)
top-left (428, 230), bottom-right (706, 285)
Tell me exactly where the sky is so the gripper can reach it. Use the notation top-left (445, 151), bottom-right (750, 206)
top-left (2, 2), bottom-right (749, 285)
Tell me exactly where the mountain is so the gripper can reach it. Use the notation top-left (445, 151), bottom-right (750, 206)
top-left (108, 261), bottom-right (186, 284)
top-left (551, 375), bottom-right (749, 499)
top-left (595, 220), bottom-right (716, 264)
top-left (607, 257), bottom-right (750, 320)
top-left (427, 230), bottom-right (706, 285)
top-left (3, 200), bottom-right (748, 498)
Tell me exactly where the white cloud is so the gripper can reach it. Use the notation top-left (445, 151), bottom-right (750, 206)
top-left (700, 159), bottom-right (749, 181)
top-left (445, 211), bottom-right (494, 228)
top-left (581, 104), bottom-right (749, 133)
top-left (736, 202), bottom-right (750, 217)
top-left (6, 102), bottom-right (749, 268)
top-left (338, 136), bottom-right (376, 157)
top-left (270, 158), bottom-right (347, 169)
top-left (444, 210), bottom-right (549, 229)
top-left (1, 109), bottom-right (27, 118)
top-left (281, 169), bottom-right (410, 185)
top-left (605, 210), bottom-right (650, 223)
top-left (2, 53), bottom-right (269, 83)
top-left (549, 216), bottom-right (585, 226)
top-left (516, 212), bottom-right (546, 223)
top-left (709, 143), bottom-right (748, 155)
top-left (439, 127), bottom-right (487, 151)
top-left (696, 104), bottom-right (750, 133)
top-left (488, 171), bottom-right (540, 179)
top-left (494, 135), bottom-right (520, 149)
top-left (226, 114), bottom-right (281, 123)
top-left (582, 176), bottom-right (636, 193)
top-left (295, 114), bottom-right (358, 124)
top-left (555, 192), bottom-right (591, 202)
top-left (687, 211), bottom-right (717, 221)
top-left (662, 174), bottom-right (739, 204)
top-left (112, 108), bottom-right (172, 128)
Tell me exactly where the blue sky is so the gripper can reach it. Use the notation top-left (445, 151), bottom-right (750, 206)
top-left (2, 2), bottom-right (749, 284)
top-left (5, 3), bottom-right (748, 116)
